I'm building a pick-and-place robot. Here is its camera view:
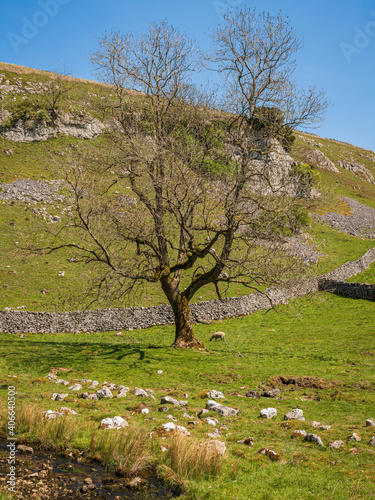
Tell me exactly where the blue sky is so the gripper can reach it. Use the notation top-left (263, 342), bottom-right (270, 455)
top-left (1, 0), bottom-right (374, 151)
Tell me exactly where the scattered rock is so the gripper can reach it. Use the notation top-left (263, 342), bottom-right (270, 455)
top-left (166, 415), bottom-right (177, 422)
top-left (43, 407), bottom-right (77, 420)
top-left (204, 417), bottom-right (219, 426)
top-left (316, 196), bottom-right (375, 239)
top-left (369, 435), bottom-right (375, 446)
top-left (47, 374), bottom-right (70, 386)
top-left (319, 425), bottom-right (331, 431)
top-left (305, 433), bottom-right (324, 446)
top-left (291, 430), bottom-right (307, 439)
top-left (237, 437), bottom-right (254, 446)
top-left (117, 385), bottom-right (129, 392)
top-left (132, 388), bottom-right (149, 397)
top-left (198, 409), bottom-right (210, 418)
top-left (162, 422), bottom-right (190, 436)
top-left (158, 406), bottom-right (169, 413)
top-left (95, 386), bottom-right (113, 399)
top-left (100, 416), bottom-right (128, 429)
top-left (260, 408), bottom-right (277, 419)
top-left (160, 396), bottom-right (188, 407)
top-left (182, 412), bottom-right (194, 419)
top-left (0, 179), bottom-right (66, 203)
top-left (348, 433), bottom-right (361, 442)
top-left (245, 390), bottom-right (260, 399)
top-left (329, 440), bottom-right (344, 450)
top-left (207, 428), bottom-right (222, 438)
top-left (206, 400), bottom-right (239, 417)
top-left (261, 388), bottom-right (281, 398)
top-left (366, 419), bottom-right (375, 427)
top-left (284, 409), bottom-right (305, 421)
top-left (85, 393), bottom-right (98, 400)
top-left (205, 390), bottom-right (225, 400)
top-left (188, 420), bottom-right (201, 426)
top-left (116, 388), bottom-right (128, 398)
top-left (257, 447), bottom-right (280, 460)
top-left (51, 393), bottom-right (68, 402)
top-left (69, 383), bottom-right (82, 391)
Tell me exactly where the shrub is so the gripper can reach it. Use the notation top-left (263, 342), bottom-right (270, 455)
top-left (2, 100), bottom-right (52, 129)
top-left (292, 163), bottom-right (321, 187)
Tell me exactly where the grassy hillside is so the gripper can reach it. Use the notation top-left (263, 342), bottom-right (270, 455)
top-left (1, 64), bottom-right (374, 312)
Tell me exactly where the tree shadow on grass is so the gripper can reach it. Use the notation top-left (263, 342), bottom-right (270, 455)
top-left (0, 337), bottom-right (165, 374)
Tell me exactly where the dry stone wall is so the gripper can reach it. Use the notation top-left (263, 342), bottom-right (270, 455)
top-left (1, 248), bottom-right (374, 334)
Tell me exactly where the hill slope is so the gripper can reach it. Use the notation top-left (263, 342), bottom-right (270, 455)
top-left (0, 62), bottom-right (374, 312)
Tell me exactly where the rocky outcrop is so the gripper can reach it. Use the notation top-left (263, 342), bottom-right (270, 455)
top-left (1, 113), bottom-right (104, 142)
top-left (337, 160), bottom-right (374, 183)
top-left (301, 148), bottom-right (339, 173)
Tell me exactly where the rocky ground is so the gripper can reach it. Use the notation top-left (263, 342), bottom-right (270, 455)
top-left (316, 196), bottom-right (375, 239)
top-left (257, 233), bottom-right (325, 264)
top-left (0, 179), bottom-right (66, 204)
top-left (0, 443), bottom-right (174, 499)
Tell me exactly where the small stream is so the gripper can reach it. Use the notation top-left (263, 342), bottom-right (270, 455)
top-left (0, 440), bottom-right (177, 499)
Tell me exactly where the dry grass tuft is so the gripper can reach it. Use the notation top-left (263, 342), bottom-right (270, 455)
top-left (164, 434), bottom-right (224, 480)
top-left (88, 426), bottom-right (154, 477)
top-left (1, 405), bottom-right (92, 450)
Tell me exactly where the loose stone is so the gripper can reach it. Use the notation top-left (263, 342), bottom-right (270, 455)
top-left (284, 409), bottom-right (305, 421)
top-left (329, 440), bottom-right (344, 450)
top-left (305, 433), bottom-right (324, 446)
top-left (260, 408), bottom-right (277, 419)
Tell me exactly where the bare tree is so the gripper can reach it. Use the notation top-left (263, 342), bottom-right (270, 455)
top-left (210, 8), bottom-right (328, 139)
top-left (41, 16), bottom-right (327, 348)
top-left (41, 67), bottom-right (73, 122)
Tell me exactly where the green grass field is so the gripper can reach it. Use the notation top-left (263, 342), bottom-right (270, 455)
top-left (1, 292), bottom-right (375, 499)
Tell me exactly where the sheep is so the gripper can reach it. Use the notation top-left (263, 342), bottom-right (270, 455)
top-left (209, 331), bottom-right (226, 341)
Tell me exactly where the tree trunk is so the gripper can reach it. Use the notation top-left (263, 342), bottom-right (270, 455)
top-left (170, 294), bottom-right (205, 348)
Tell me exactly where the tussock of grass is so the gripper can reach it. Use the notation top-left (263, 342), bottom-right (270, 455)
top-left (164, 433), bottom-right (224, 480)
top-left (1, 405), bottom-right (94, 450)
top-left (88, 426), bottom-right (154, 476)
